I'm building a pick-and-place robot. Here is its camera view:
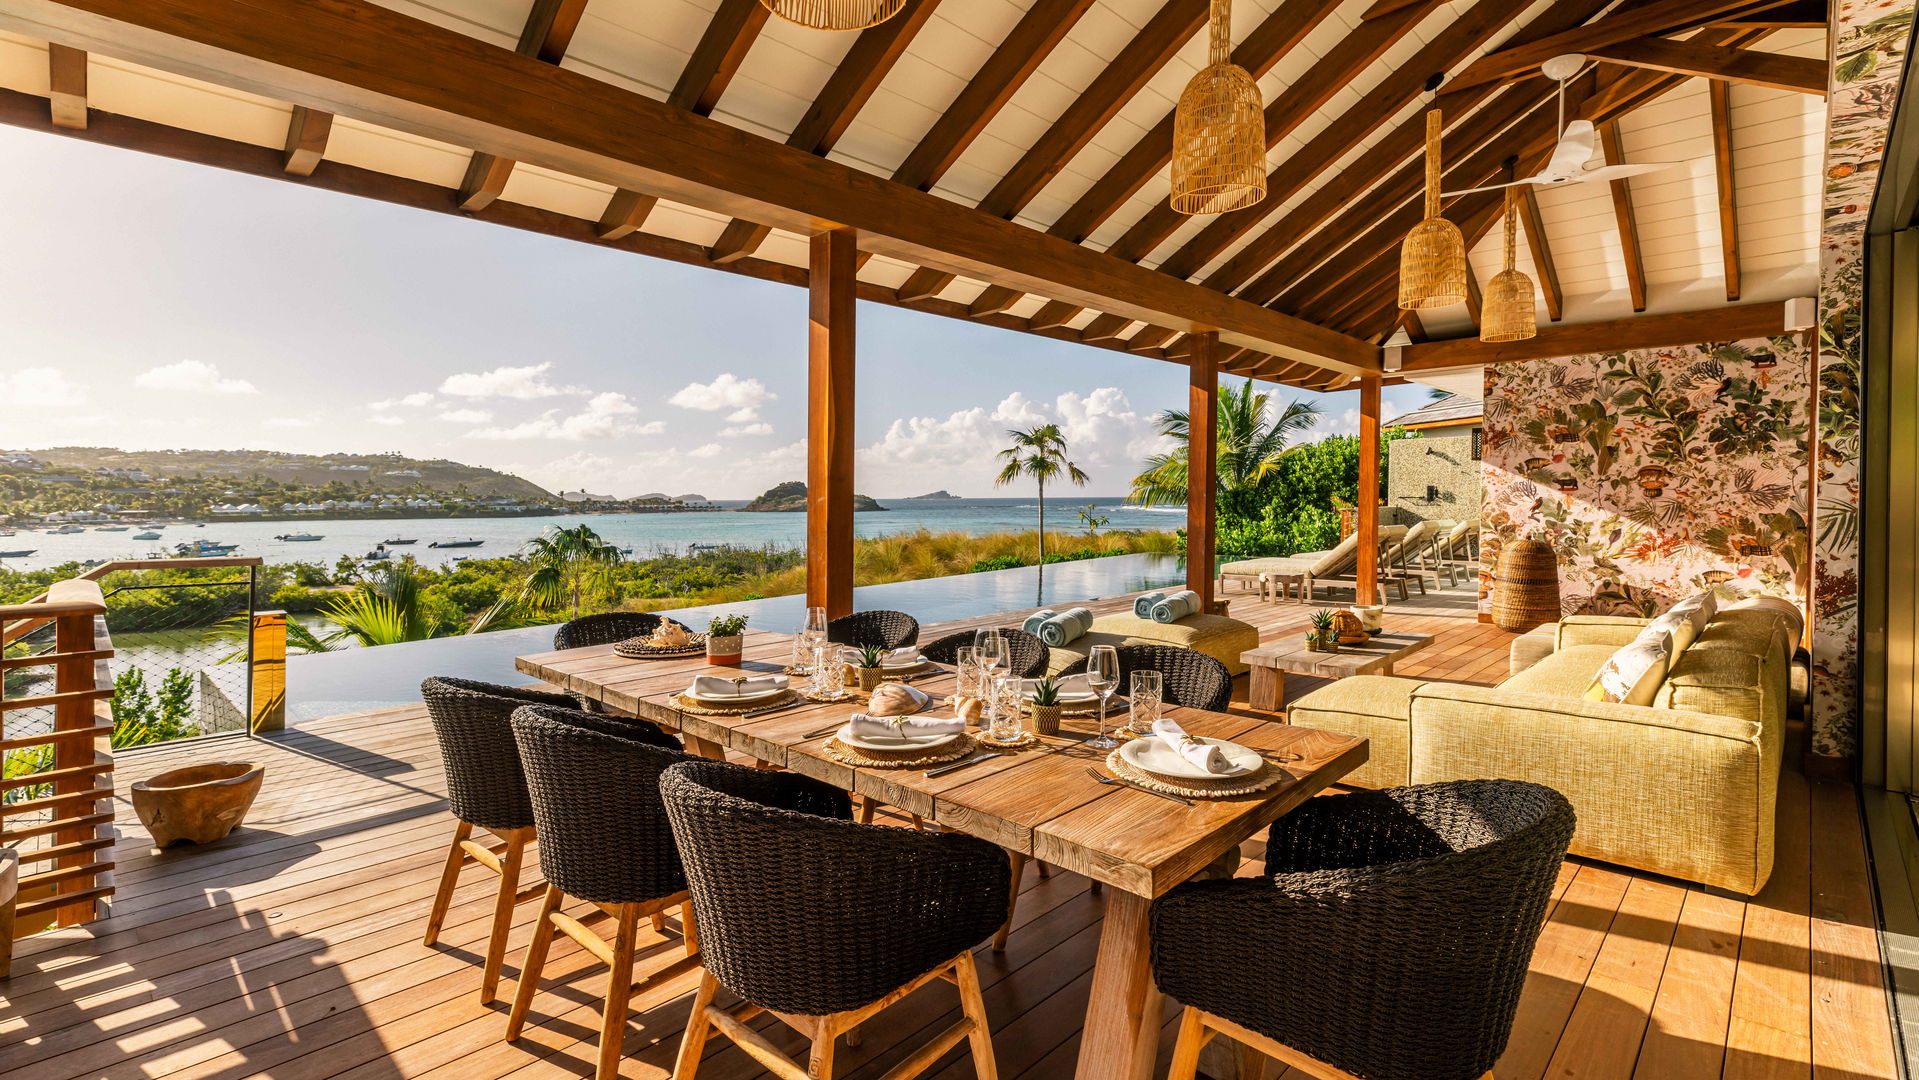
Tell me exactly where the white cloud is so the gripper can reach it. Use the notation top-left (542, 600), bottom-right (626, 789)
top-left (263, 416), bottom-right (314, 428)
top-left (670, 373), bottom-right (776, 422)
top-left (469, 392), bottom-right (661, 441)
top-left (134, 360), bottom-right (257, 395)
top-left (720, 422), bottom-right (773, 437)
top-left (440, 362), bottom-right (581, 399)
top-left (687, 443), bottom-right (724, 459)
top-left (0, 367), bottom-right (85, 406)
top-left (372, 391), bottom-right (435, 410)
top-left (369, 414), bottom-right (405, 426)
top-left (438, 408), bottom-right (493, 424)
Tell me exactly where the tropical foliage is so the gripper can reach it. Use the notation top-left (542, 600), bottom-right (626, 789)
top-left (520, 524), bottom-right (624, 617)
top-left (994, 424), bottom-right (1089, 603)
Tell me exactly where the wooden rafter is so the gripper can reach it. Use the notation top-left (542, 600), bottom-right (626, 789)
top-left (456, 0), bottom-right (591, 213)
top-left (1711, 79), bottom-right (1741, 300)
top-left (707, 0), bottom-right (944, 264)
top-left (1587, 37), bottom-right (1826, 94)
top-left (1029, 301), bottom-right (1079, 330)
top-left (1708, 0), bottom-right (1825, 25)
top-left (1515, 186), bottom-right (1562, 322)
top-left (1128, 326), bottom-right (1179, 353)
top-left (1599, 120), bottom-right (1647, 312)
top-left (281, 104), bottom-right (331, 176)
top-left (47, 43), bottom-right (85, 129)
top-left (1081, 314), bottom-right (1133, 342)
top-left (1446, 0), bottom-right (1790, 91)
top-left (1399, 300), bottom-right (1792, 370)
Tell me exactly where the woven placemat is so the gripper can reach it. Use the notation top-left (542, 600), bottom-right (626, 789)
top-left (669, 689), bottom-right (802, 716)
top-left (880, 662), bottom-right (943, 681)
top-left (823, 733), bottom-right (976, 768)
top-left (798, 687), bottom-right (858, 704)
top-left (1103, 748), bottom-right (1284, 799)
top-left (1056, 697), bottom-right (1126, 718)
top-left (615, 634), bottom-right (707, 659)
top-left (974, 729), bottom-right (1042, 751)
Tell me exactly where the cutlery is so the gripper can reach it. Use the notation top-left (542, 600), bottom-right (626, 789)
top-left (801, 721), bottom-right (845, 739)
top-left (1084, 767), bottom-right (1193, 806)
top-left (740, 702), bottom-right (805, 719)
top-left (925, 751), bottom-right (1006, 778)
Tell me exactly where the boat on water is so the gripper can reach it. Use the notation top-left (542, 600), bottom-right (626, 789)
top-left (428, 538), bottom-right (485, 548)
top-left (274, 533), bottom-right (325, 542)
top-left (382, 538), bottom-right (419, 545)
top-left (95, 526), bottom-right (129, 532)
top-left (50, 525), bottom-right (85, 534)
top-left (133, 531), bottom-right (162, 540)
top-left (0, 549), bottom-right (35, 558)
top-left (363, 545), bottom-right (392, 561)
top-left (172, 539), bottom-right (240, 557)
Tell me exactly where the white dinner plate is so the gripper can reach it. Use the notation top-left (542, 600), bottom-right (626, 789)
top-left (1023, 687), bottom-right (1097, 704)
top-left (879, 653), bottom-right (925, 669)
top-left (835, 724), bottom-right (962, 752)
top-left (684, 684), bottom-right (787, 705)
top-left (1119, 735), bottom-right (1262, 780)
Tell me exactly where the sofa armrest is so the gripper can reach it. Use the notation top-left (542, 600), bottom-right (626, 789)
top-left (1509, 624), bottom-right (1559, 678)
top-left (1555, 615), bottom-right (1650, 651)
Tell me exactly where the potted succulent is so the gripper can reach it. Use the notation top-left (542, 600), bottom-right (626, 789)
top-left (1307, 609), bottom-right (1338, 653)
top-left (706, 613), bottom-right (747, 665)
top-left (1027, 678), bottom-right (1064, 736)
top-left (849, 644), bottom-right (887, 691)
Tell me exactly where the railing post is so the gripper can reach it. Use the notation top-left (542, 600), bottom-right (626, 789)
top-left (249, 611), bottom-right (287, 734)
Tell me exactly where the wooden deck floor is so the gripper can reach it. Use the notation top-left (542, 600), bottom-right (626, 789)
top-left (0, 588), bottom-right (1900, 1080)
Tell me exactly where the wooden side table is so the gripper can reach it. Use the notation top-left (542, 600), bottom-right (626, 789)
top-left (1261, 573), bottom-right (1305, 603)
top-left (1241, 631), bottom-right (1435, 712)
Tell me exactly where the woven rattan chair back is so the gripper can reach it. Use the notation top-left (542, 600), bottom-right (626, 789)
top-left (419, 676), bottom-right (578, 831)
top-left (1056, 643), bottom-right (1232, 711)
top-left (825, 609), bottom-right (920, 650)
top-left (509, 703), bottom-right (688, 906)
top-left (920, 628), bottom-right (1049, 678)
top-left (552, 611), bottom-right (665, 651)
top-left (1152, 780), bottom-right (1575, 1080)
top-left (659, 759), bottom-right (1009, 1016)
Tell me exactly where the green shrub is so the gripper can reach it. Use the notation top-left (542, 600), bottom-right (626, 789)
top-left (970, 555), bottom-right (1026, 573)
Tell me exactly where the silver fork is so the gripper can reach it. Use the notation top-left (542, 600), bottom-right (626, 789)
top-left (1084, 767), bottom-right (1193, 806)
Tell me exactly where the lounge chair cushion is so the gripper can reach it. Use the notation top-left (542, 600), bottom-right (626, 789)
top-left (1043, 613), bottom-right (1261, 677)
top-left (1284, 675), bottom-right (1423, 789)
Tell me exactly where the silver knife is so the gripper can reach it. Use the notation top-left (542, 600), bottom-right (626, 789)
top-left (925, 751), bottom-right (1005, 778)
top-left (741, 702), bottom-right (805, 719)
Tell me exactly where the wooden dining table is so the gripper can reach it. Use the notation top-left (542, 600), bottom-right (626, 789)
top-left (517, 628), bottom-right (1367, 1080)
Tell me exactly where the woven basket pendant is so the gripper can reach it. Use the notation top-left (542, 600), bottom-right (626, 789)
top-left (1398, 110), bottom-right (1467, 310)
top-left (1171, 0), bottom-right (1266, 216)
top-left (759, 0), bottom-right (905, 31)
top-left (1481, 187), bottom-right (1538, 342)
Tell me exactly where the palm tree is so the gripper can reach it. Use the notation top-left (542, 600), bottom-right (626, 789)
top-left (994, 423), bottom-right (1089, 603)
top-left (1128, 378), bottom-right (1321, 518)
top-left (520, 524), bottom-right (624, 618)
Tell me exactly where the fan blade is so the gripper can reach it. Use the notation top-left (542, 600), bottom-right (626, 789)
top-left (1577, 161), bottom-right (1676, 183)
top-left (1542, 119), bottom-right (1598, 179)
top-left (1441, 177), bottom-right (1550, 198)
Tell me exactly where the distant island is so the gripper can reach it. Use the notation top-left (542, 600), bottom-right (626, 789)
top-left (739, 481), bottom-right (886, 513)
top-left (901, 490), bottom-right (961, 500)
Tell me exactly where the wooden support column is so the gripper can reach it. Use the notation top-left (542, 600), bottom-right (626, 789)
top-left (1356, 376), bottom-right (1381, 606)
top-left (807, 229), bottom-right (857, 620)
top-left (1187, 331), bottom-right (1218, 609)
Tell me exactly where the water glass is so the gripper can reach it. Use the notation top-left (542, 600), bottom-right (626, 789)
top-left (1128, 670), bottom-right (1163, 736)
top-left (803, 606), bottom-right (828, 642)
top-left (790, 631), bottom-right (814, 674)
top-left (985, 676), bottom-right (1025, 746)
top-left (954, 645), bottom-right (980, 698)
top-left (812, 645), bottom-right (844, 697)
top-left (1086, 645), bottom-right (1119, 750)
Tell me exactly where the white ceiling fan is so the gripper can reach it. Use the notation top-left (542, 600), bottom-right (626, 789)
top-left (1443, 54), bottom-right (1680, 197)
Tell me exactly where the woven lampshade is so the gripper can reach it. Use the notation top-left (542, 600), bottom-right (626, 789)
top-left (1170, 0), bottom-right (1266, 216)
top-left (1398, 110), bottom-right (1467, 310)
top-left (1482, 188), bottom-right (1538, 342)
top-left (758, 0), bottom-right (905, 31)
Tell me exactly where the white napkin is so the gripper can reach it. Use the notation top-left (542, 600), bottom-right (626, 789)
top-left (847, 713), bottom-right (965, 739)
top-left (879, 647), bottom-right (923, 668)
top-left (1151, 718), bottom-right (1231, 774)
top-left (1032, 674), bottom-right (1094, 697)
top-left (690, 674), bottom-right (789, 698)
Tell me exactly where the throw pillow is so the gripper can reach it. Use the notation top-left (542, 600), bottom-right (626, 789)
top-left (1584, 626), bottom-right (1673, 706)
top-left (1645, 609), bottom-right (1699, 670)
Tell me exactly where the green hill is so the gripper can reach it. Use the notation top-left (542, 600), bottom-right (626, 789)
top-left (24, 447), bottom-right (554, 501)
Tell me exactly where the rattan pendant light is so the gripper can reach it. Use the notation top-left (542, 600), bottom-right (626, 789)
top-left (1170, 0), bottom-right (1265, 216)
top-left (1397, 110), bottom-right (1467, 309)
top-left (1481, 187), bottom-right (1538, 342)
top-left (758, 0), bottom-right (906, 31)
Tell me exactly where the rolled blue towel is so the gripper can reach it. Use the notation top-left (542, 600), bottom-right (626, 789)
top-left (1021, 608), bottom-right (1057, 636)
top-left (1133, 591), bottom-right (1166, 619)
top-left (1038, 607), bottom-right (1095, 648)
top-left (1151, 589), bottom-right (1201, 624)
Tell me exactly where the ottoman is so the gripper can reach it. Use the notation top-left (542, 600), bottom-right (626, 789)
top-left (1283, 675), bottom-right (1423, 789)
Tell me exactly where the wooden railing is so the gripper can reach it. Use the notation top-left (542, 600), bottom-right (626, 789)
top-left (1, 578), bottom-right (116, 932)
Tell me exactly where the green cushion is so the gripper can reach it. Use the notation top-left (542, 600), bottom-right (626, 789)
top-left (1071, 613), bottom-right (1262, 676)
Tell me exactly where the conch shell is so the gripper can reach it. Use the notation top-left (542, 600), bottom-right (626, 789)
top-left (649, 620), bottom-right (691, 647)
top-left (866, 682), bottom-right (921, 718)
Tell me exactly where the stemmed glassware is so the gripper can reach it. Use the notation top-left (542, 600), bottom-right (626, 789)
top-left (1086, 645), bottom-right (1120, 749)
top-left (797, 606), bottom-right (828, 686)
top-left (973, 628), bottom-right (1006, 684)
top-left (1128, 670), bottom-right (1163, 736)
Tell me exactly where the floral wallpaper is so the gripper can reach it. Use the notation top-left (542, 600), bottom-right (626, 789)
top-left (1481, 339), bottom-right (1811, 620)
top-left (1812, 1), bottom-right (1916, 759)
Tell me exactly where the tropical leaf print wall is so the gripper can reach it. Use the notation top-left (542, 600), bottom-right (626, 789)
top-left (1481, 337), bottom-right (1810, 622)
top-left (1814, 0), bottom-right (1916, 759)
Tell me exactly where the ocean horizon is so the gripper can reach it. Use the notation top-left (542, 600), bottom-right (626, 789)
top-left (0, 496), bottom-right (1188, 572)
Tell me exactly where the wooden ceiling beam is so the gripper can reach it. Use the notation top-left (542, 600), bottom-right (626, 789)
top-left (1587, 37), bottom-right (1826, 94)
top-left (1399, 300), bottom-right (1792, 370)
top-left (47, 43), bottom-right (85, 129)
top-left (1711, 79), bottom-right (1741, 301)
top-left (457, 0), bottom-right (591, 213)
top-left (282, 104), bottom-right (331, 176)
top-left (1128, 326), bottom-right (1180, 353)
top-left (1194, 0), bottom-right (1614, 298)
top-left (1029, 300), bottom-right (1082, 330)
top-left (1707, 0), bottom-right (1825, 26)
top-left (1462, 262), bottom-right (1482, 327)
top-left (595, 188), bottom-right (657, 241)
top-left (1081, 314), bottom-right (1134, 342)
top-left (968, 286), bottom-right (1020, 318)
top-left (706, 0), bottom-right (944, 264)
top-left (896, 267), bottom-right (951, 302)
top-left (1515, 186), bottom-right (1562, 322)
top-left (1599, 119), bottom-right (1647, 312)
top-left (1446, 0), bottom-right (1785, 91)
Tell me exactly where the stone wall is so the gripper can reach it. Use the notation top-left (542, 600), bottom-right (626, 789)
top-left (1388, 434), bottom-right (1480, 522)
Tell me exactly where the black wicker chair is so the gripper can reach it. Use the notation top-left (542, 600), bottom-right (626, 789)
top-left (659, 759), bottom-right (1006, 1080)
top-left (418, 676), bottom-right (576, 1003)
top-left (552, 611), bottom-right (666, 650)
top-left (921, 627), bottom-right (1050, 678)
top-left (825, 609), bottom-right (920, 650)
top-left (1152, 780), bottom-right (1576, 1080)
top-left (1057, 643), bottom-right (1233, 711)
top-left (503, 704), bottom-right (698, 1080)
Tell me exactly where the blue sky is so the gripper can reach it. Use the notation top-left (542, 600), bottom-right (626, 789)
top-left (0, 125), bottom-right (1429, 499)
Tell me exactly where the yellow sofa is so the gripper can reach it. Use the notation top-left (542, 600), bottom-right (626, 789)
top-left (1043, 612), bottom-right (1261, 677)
top-left (1284, 599), bottom-right (1796, 895)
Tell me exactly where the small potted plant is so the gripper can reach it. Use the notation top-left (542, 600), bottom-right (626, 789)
top-left (1307, 609), bottom-right (1337, 653)
top-left (706, 613), bottom-right (747, 665)
top-left (849, 644), bottom-right (887, 691)
top-left (1027, 678), bottom-right (1064, 735)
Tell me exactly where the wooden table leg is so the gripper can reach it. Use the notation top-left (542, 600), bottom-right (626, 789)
top-left (1074, 889), bottom-right (1163, 1080)
top-left (1248, 666), bottom-right (1284, 713)
top-left (683, 734), bottom-right (726, 761)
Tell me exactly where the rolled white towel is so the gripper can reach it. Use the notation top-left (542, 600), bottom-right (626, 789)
top-left (847, 713), bottom-right (966, 739)
top-left (1151, 717), bottom-right (1232, 774)
top-left (1021, 609), bottom-right (1058, 635)
top-left (690, 674), bottom-right (789, 698)
top-left (1151, 589), bottom-right (1201, 624)
top-left (1133, 591), bottom-right (1166, 619)
top-left (1037, 607), bottom-right (1094, 647)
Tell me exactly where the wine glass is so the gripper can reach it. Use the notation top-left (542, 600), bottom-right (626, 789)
top-left (1086, 645), bottom-right (1120, 749)
top-left (1128, 670), bottom-right (1163, 736)
top-left (803, 606), bottom-right (828, 650)
top-left (974, 629), bottom-right (1006, 681)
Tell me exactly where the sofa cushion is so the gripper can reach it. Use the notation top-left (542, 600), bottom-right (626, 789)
top-left (1043, 631), bottom-right (1130, 676)
top-left (1499, 644), bottom-right (1618, 699)
top-left (1654, 618), bottom-right (1788, 725)
top-left (1510, 624), bottom-right (1558, 678)
top-left (1645, 608), bottom-right (1700, 671)
top-left (1284, 675), bottom-right (1423, 789)
top-left (1727, 594), bottom-right (1804, 644)
top-left (1084, 613), bottom-right (1262, 676)
top-left (1584, 628), bottom-right (1672, 706)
